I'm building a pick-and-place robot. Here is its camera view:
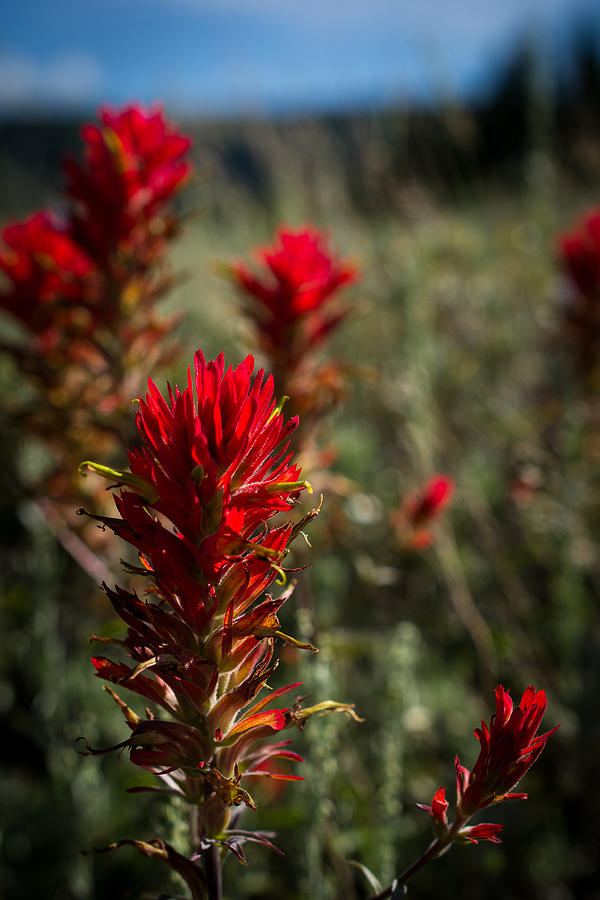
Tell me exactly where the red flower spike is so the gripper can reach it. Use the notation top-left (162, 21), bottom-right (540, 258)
top-left (404, 475), bottom-right (454, 529)
top-left (456, 684), bottom-right (559, 817)
top-left (65, 103), bottom-right (192, 264)
top-left (228, 227), bottom-right (359, 456)
top-left (393, 474), bottom-right (454, 551)
top-left (0, 103), bottom-right (193, 542)
top-left (556, 208), bottom-right (600, 376)
top-left (80, 348), bottom-right (358, 882)
top-left (558, 210), bottom-right (600, 298)
top-left (0, 212), bottom-right (96, 352)
top-left (230, 227), bottom-right (357, 371)
top-left (415, 684), bottom-right (556, 866)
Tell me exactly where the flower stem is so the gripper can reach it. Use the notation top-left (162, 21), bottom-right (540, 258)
top-left (368, 839), bottom-right (444, 899)
top-left (203, 843), bottom-right (222, 900)
top-left (368, 816), bottom-right (467, 898)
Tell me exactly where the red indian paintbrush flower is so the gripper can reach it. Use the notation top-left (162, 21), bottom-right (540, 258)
top-left (392, 474), bottom-right (454, 550)
top-left (228, 228), bottom-right (358, 453)
top-left (231, 227), bottom-right (357, 371)
top-left (79, 349), bottom-right (358, 892)
top-left (65, 103), bottom-right (192, 266)
top-left (404, 476), bottom-right (454, 529)
top-left (0, 212), bottom-right (96, 353)
top-left (455, 684), bottom-right (559, 816)
top-left (0, 103), bottom-right (193, 545)
top-left (556, 208), bottom-right (600, 376)
top-left (558, 208), bottom-right (600, 298)
top-left (418, 685), bottom-right (558, 851)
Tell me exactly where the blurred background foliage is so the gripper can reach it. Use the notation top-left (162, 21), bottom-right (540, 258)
top-left (1, 35), bottom-right (600, 900)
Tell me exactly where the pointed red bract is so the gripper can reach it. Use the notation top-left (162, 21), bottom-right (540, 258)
top-left (416, 786), bottom-right (449, 833)
top-left (458, 823), bottom-right (504, 844)
top-left (558, 210), bottom-right (600, 297)
top-left (405, 476), bottom-right (454, 528)
top-left (456, 685), bottom-right (559, 816)
top-left (416, 684), bottom-right (557, 858)
top-left (117, 351), bottom-right (306, 594)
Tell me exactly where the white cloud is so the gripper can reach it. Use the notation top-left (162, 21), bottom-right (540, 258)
top-left (0, 51), bottom-right (103, 111)
top-left (140, 0), bottom-right (591, 35)
top-left (44, 53), bottom-right (103, 103)
top-left (0, 55), bottom-right (38, 108)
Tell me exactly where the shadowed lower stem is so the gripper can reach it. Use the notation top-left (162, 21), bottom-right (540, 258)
top-left (368, 815), bottom-right (467, 899)
top-left (203, 843), bottom-right (222, 900)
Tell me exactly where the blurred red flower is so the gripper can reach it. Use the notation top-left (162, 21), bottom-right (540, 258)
top-left (393, 475), bottom-right (454, 550)
top-left (65, 103), bottom-right (192, 264)
top-left (231, 227), bottom-right (357, 373)
top-left (558, 209), bottom-right (600, 298)
top-left (0, 104), bottom-right (193, 533)
top-left (556, 209), bottom-right (600, 376)
top-left (0, 212), bottom-right (96, 352)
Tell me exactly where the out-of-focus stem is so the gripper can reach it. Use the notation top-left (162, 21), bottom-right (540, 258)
top-left (36, 498), bottom-right (115, 584)
top-left (433, 528), bottom-right (498, 693)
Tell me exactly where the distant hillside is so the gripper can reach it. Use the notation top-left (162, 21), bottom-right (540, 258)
top-left (2, 34), bottom-right (600, 220)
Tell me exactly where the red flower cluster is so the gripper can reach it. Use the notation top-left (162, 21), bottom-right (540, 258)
top-left (1, 104), bottom-right (190, 348)
top-left (0, 103), bottom-right (192, 523)
top-left (455, 684), bottom-right (559, 816)
top-left (228, 227), bottom-right (358, 450)
top-left (0, 212), bottom-right (97, 355)
top-left (392, 475), bottom-right (454, 550)
top-left (418, 685), bottom-right (558, 849)
top-left (559, 209), bottom-right (600, 298)
top-left (80, 350), bottom-right (358, 889)
top-left (231, 227), bottom-right (357, 371)
top-left (557, 208), bottom-right (600, 375)
top-left (65, 104), bottom-right (191, 266)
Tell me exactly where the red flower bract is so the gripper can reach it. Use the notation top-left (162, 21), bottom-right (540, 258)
top-left (417, 786), bottom-right (449, 832)
top-left (0, 212), bottom-right (96, 350)
top-left (65, 103), bottom-right (192, 263)
top-left (455, 684), bottom-right (559, 816)
top-left (231, 227), bottom-right (357, 372)
top-left (556, 208), bottom-right (600, 377)
top-left (458, 823), bottom-right (504, 845)
top-left (416, 685), bottom-right (557, 863)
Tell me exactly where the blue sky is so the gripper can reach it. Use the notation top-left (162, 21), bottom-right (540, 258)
top-left (1, 0), bottom-right (599, 116)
